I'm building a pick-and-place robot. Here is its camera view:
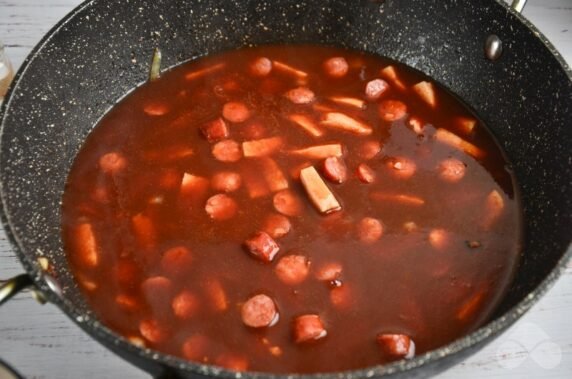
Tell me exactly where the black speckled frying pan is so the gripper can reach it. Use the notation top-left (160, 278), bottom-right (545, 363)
top-left (0, 0), bottom-right (570, 378)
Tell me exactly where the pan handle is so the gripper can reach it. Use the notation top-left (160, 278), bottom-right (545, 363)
top-left (511, 0), bottom-right (527, 13)
top-left (0, 274), bottom-right (34, 306)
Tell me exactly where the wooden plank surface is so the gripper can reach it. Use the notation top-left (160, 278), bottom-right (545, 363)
top-left (0, 0), bottom-right (570, 378)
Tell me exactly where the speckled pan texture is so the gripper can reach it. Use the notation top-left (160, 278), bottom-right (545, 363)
top-left (0, 0), bottom-right (570, 378)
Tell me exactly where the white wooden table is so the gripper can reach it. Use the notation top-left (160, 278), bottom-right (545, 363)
top-left (0, 1), bottom-right (570, 378)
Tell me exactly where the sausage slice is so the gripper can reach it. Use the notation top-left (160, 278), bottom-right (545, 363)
top-left (241, 294), bottom-right (279, 328)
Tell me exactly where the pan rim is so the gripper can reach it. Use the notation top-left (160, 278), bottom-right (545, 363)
top-left (0, 0), bottom-right (570, 378)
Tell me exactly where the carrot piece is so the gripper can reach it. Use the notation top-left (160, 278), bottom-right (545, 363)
top-left (132, 213), bottom-right (156, 249)
top-left (455, 116), bottom-right (477, 135)
top-left (320, 112), bottom-right (372, 136)
top-left (185, 63), bottom-right (225, 81)
top-left (205, 279), bottom-right (228, 312)
top-left (457, 288), bottom-right (487, 321)
top-left (272, 60), bottom-right (308, 79)
top-left (481, 190), bottom-right (505, 229)
top-left (434, 128), bottom-right (485, 159)
top-left (289, 143), bottom-right (343, 160)
top-left (73, 222), bottom-right (99, 267)
top-left (242, 136), bottom-right (283, 157)
top-left (312, 103), bottom-right (338, 113)
top-left (299, 166), bottom-right (341, 214)
top-left (180, 173), bottom-right (209, 199)
top-left (370, 192), bottom-right (425, 206)
top-left (380, 65), bottom-right (406, 90)
top-left (412, 81), bottom-right (437, 108)
top-left (287, 114), bottom-right (324, 137)
top-left (328, 96), bottom-right (366, 110)
top-left (260, 157), bottom-right (289, 192)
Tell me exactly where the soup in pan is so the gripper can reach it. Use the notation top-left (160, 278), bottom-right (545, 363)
top-left (61, 45), bottom-right (521, 373)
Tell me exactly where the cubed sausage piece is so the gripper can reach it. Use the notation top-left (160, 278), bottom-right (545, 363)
top-left (294, 314), bottom-right (327, 343)
top-left (358, 140), bottom-right (382, 160)
top-left (222, 101), bottom-right (251, 123)
top-left (200, 118), bottom-right (228, 143)
top-left (429, 228), bottom-right (449, 250)
top-left (250, 57), bottom-right (273, 77)
top-left (139, 319), bottom-right (168, 343)
top-left (379, 100), bottom-right (407, 121)
top-left (387, 157), bottom-right (416, 179)
top-left (323, 57), bottom-right (349, 78)
top-left (172, 290), bottom-right (199, 319)
top-left (211, 171), bottom-right (242, 192)
top-left (99, 152), bottom-right (127, 174)
top-left (357, 217), bottom-right (384, 244)
top-left (275, 255), bottom-right (310, 285)
top-left (182, 334), bottom-right (209, 361)
top-left (323, 156), bottom-right (348, 184)
top-left (241, 294), bottom-right (279, 328)
top-left (273, 189), bottom-right (303, 216)
top-left (244, 231), bottom-right (280, 263)
top-left (438, 158), bottom-right (466, 183)
top-left (285, 87), bottom-right (316, 104)
top-left (205, 194), bottom-right (238, 221)
top-left (377, 334), bottom-right (416, 359)
top-left (216, 353), bottom-right (249, 372)
top-left (365, 79), bottom-right (389, 101)
top-left (357, 163), bottom-right (376, 183)
top-left (161, 246), bottom-right (193, 276)
top-left (262, 213), bottom-right (292, 239)
top-left (211, 140), bottom-right (242, 162)
top-left (315, 262), bottom-right (343, 281)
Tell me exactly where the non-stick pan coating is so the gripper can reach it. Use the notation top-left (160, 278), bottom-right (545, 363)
top-left (0, 0), bottom-right (570, 378)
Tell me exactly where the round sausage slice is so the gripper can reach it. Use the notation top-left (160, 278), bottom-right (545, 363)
top-left (438, 158), bottom-right (466, 182)
top-left (323, 156), bottom-right (348, 184)
top-left (250, 57), bottom-right (272, 77)
top-left (357, 163), bottom-right (376, 183)
top-left (379, 100), bottom-right (407, 121)
top-left (241, 294), bottom-right (279, 328)
top-left (365, 79), bottom-right (389, 101)
top-left (211, 139), bottom-right (242, 162)
top-left (323, 57), bottom-right (349, 78)
top-left (273, 190), bottom-right (303, 216)
top-left (99, 152), bottom-right (127, 174)
top-left (222, 101), bottom-right (251, 123)
top-left (357, 217), bottom-right (384, 244)
top-left (285, 87), bottom-right (315, 104)
top-left (263, 213), bottom-right (292, 239)
top-left (211, 171), bottom-right (242, 192)
top-left (275, 255), bottom-right (310, 285)
top-left (387, 156), bottom-right (417, 179)
top-left (205, 194), bottom-right (238, 220)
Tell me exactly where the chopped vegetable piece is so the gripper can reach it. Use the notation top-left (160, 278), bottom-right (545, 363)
top-left (323, 57), bottom-right (349, 78)
top-left (455, 116), bottom-right (477, 134)
top-left (294, 314), bottom-right (327, 343)
top-left (275, 255), bottom-right (310, 285)
top-left (185, 62), bottom-right (225, 80)
top-left (434, 128), bottom-right (485, 159)
top-left (370, 192), bottom-right (425, 206)
top-left (377, 334), bottom-right (415, 359)
top-left (272, 60), bottom-right (308, 79)
top-left (408, 116), bottom-right (424, 134)
top-left (72, 222), bottom-right (99, 267)
top-left (289, 143), bottom-right (343, 160)
top-left (205, 279), bottom-right (228, 312)
top-left (287, 114), bottom-right (324, 137)
top-left (180, 173), bottom-right (209, 199)
top-left (380, 65), bottom-right (406, 90)
top-left (241, 294), bottom-right (279, 328)
top-left (328, 96), bottom-right (365, 109)
top-left (412, 81), bottom-right (437, 108)
top-left (481, 190), bottom-right (505, 229)
top-left (299, 166), bottom-right (341, 214)
top-left (261, 158), bottom-right (289, 192)
top-left (148, 47), bottom-right (162, 81)
top-left (242, 136), bottom-right (283, 157)
top-left (320, 112), bottom-right (372, 135)
top-left (244, 231), bottom-right (280, 263)
top-left (143, 102), bottom-right (169, 116)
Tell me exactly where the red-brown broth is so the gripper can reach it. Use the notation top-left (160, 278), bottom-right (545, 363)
top-left (61, 45), bottom-right (521, 373)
